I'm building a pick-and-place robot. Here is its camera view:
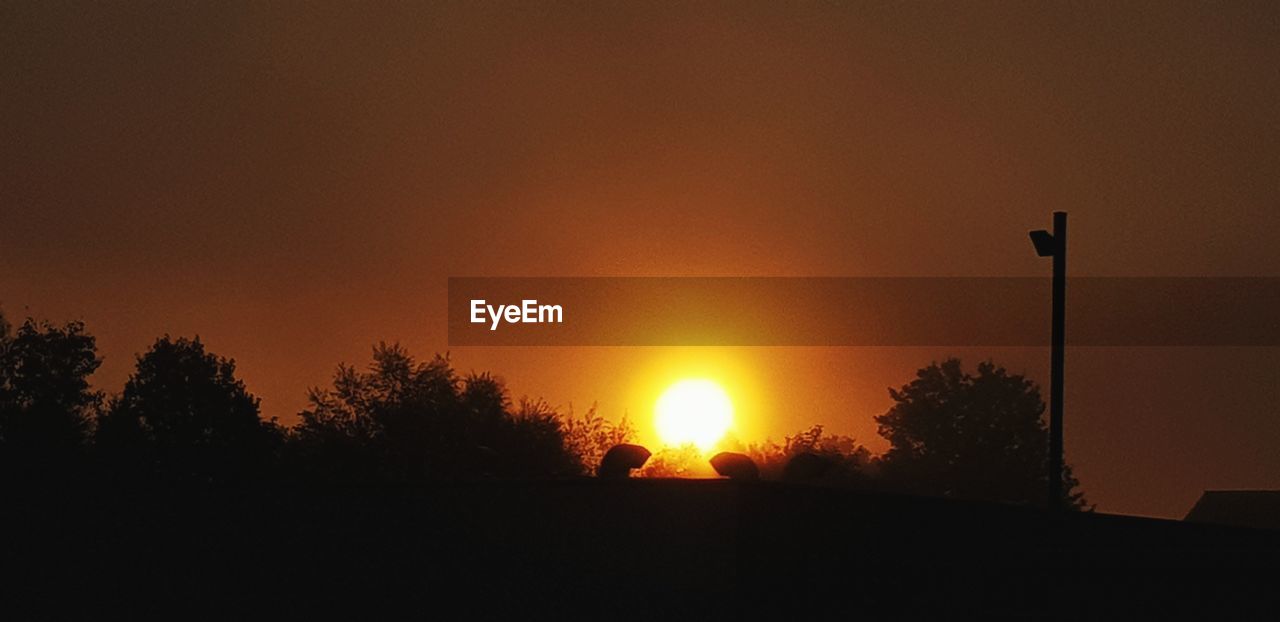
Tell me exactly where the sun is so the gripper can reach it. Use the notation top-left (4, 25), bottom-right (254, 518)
top-left (655, 379), bottom-right (734, 451)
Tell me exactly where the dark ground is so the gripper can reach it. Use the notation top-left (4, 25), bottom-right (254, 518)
top-left (7, 480), bottom-right (1279, 620)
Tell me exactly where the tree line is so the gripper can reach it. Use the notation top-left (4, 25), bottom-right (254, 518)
top-left (0, 312), bottom-right (1085, 508)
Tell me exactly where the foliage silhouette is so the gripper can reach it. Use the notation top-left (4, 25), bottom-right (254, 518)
top-left (743, 425), bottom-right (873, 485)
top-left (874, 358), bottom-right (1087, 509)
top-left (95, 336), bottom-right (282, 483)
top-left (563, 403), bottom-right (636, 475)
top-left (0, 314), bottom-right (102, 477)
top-left (0, 310), bottom-right (1088, 509)
top-left (637, 444), bottom-right (714, 477)
top-left (290, 343), bottom-right (593, 481)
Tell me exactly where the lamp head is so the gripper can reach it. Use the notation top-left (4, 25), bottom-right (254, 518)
top-left (1029, 230), bottom-right (1057, 257)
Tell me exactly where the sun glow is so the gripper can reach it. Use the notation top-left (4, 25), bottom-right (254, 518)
top-left (655, 379), bottom-right (734, 451)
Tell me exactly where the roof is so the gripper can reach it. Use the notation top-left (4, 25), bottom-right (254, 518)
top-left (1185, 490), bottom-right (1280, 529)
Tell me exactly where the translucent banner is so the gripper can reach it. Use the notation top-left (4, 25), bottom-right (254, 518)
top-left (447, 277), bottom-right (1280, 346)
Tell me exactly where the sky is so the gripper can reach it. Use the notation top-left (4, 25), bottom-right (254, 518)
top-left (3, 1), bottom-right (1279, 518)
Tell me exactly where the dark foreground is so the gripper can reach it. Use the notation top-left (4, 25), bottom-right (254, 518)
top-left (7, 480), bottom-right (1279, 620)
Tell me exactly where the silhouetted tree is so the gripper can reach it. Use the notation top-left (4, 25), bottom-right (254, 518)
top-left (743, 425), bottom-right (872, 485)
top-left (96, 336), bottom-right (282, 483)
top-left (290, 344), bottom-right (583, 481)
top-left (874, 358), bottom-right (1086, 509)
top-left (494, 397), bottom-right (582, 477)
top-left (0, 314), bottom-right (102, 476)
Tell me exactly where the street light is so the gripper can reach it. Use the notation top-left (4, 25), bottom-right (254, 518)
top-left (1030, 212), bottom-right (1067, 511)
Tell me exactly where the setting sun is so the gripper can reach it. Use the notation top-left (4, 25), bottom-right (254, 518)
top-left (655, 379), bottom-right (734, 451)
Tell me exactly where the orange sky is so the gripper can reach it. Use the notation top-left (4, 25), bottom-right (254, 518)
top-left (3, 1), bottom-right (1279, 518)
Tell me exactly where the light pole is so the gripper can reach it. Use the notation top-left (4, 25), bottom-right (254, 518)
top-left (1030, 212), bottom-right (1066, 511)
